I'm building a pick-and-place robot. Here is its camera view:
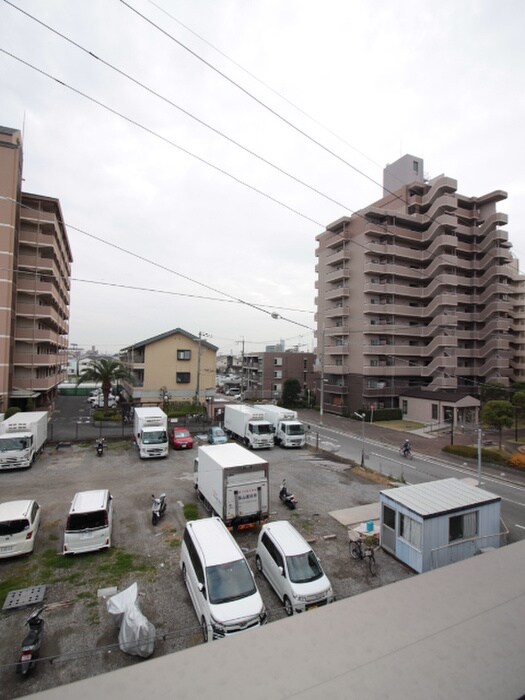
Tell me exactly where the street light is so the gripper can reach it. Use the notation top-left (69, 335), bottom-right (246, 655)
top-left (353, 412), bottom-right (365, 467)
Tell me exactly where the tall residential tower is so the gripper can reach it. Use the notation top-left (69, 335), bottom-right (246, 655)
top-left (315, 154), bottom-right (525, 416)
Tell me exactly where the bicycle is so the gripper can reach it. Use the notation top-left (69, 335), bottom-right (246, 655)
top-left (400, 447), bottom-right (413, 459)
top-left (349, 533), bottom-right (377, 576)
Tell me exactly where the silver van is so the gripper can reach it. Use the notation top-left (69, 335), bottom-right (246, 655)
top-left (63, 490), bottom-right (113, 555)
top-left (180, 517), bottom-right (266, 642)
top-left (255, 520), bottom-right (335, 615)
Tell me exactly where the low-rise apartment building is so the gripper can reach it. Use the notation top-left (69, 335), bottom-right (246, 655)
top-left (242, 350), bottom-right (315, 402)
top-left (120, 328), bottom-right (217, 406)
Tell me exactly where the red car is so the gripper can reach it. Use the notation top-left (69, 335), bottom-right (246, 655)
top-left (169, 427), bottom-right (194, 450)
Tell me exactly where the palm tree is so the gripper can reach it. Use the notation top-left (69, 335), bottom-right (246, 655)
top-left (77, 359), bottom-right (135, 409)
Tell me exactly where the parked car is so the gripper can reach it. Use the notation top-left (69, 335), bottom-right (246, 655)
top-left (0, 499), bottom-right (41, 559)
top-left (169, 426), bottom-right (194, 450)
top-left (63, 490), bottom-right (113, 555)
top-left (255, 520), bottom-right (335, 615)
top-left (207, 427), bottom-right (228, 445)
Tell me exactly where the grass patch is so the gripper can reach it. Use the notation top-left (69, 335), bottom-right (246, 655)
top-left (352, 466), bottom-right (392, 485)
top-left (0, 547), bottom-right (155, 607)
top-left (183, 503), bottom-right (200, 521)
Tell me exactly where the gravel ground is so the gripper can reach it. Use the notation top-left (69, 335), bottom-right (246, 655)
top-left (0, 438), bottom-right (414, 699)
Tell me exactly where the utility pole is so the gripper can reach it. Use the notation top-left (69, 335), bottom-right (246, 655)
top-left (195, 331), bottom-right (210, 405)
top-left (239, 337), bottom-right (245, 398)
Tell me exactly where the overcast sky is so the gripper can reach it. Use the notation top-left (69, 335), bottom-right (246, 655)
top-left (2, 0), bottom-right (525, 357)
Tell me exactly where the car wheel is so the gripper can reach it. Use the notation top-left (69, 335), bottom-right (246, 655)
top-left (284, 596), bottom-right (293, 616)
top-left (182, 564), bottom-right (187, 583)
top-left (201, 617), bottom-right (209, 643)
top-left (255, 555), bottom-right (263, 574)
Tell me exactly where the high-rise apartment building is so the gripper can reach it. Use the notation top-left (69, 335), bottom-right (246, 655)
top-left (0, 126), bottom-right (72, 411)
top-left (315, 154), bottom-right (525, 417)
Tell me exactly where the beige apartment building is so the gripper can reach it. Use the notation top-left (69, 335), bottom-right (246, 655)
top-left (0, 126), bottom-right (71, 412)
top-left (315, 154), bottom-right (525, 419)
top-left (120, 328), bottom-right (218, 406)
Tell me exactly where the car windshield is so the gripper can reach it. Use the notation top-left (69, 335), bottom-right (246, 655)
top-left (143, 430), bottom-right (167, 445)
top-left (0, 437), bottom-right (29, 452)
top-left (286, 424), bottom-right (304, 435)
top-left (212, 429), bottom-right (225, 437)
top-left (175, 430), bottom-right (190, 438)
top-left (252, 424), bottom-right (271, 435)
top-left (207, 559), bottom-right (256, 604)
top-left (0, 518), bottom-right (29, 535)
top-left (286, 551), bottom-right (323, 583)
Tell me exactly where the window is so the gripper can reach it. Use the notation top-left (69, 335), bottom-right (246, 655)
top-left (432, 404), bottom-right (438, 420)
top-left (274, 357), bottom-right (282, 366)
top-left (176, 372), bottom-right (191, 384)
top-left (383, 505), bottom-right (396, 530)
top-left (449, 511), bottom-right (478, 542)
top-left (413, 160), bottom-right (419, 173)
top-left (399, 513), bottom-right (421, 549)
top-left (402, 400), bottom-right (407, 415)
top-left (274, 370), bottom-right (282, 379)
top-left (177, 349), bottom-right (191, 361)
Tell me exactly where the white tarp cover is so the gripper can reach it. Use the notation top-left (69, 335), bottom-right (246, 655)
top-left (106, 582), bottom-right (155, 658)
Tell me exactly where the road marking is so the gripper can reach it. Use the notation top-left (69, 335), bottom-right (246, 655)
top-left (515, 524), bottom-right (525, 530)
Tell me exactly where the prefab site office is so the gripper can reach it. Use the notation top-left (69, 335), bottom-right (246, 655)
top-left (380, 478), bottom-right (502, 573)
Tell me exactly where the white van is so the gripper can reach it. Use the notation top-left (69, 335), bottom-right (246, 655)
top-left (0, 500), bottom-right (41, 559)
top-left (63, 490), bottom-right (113, 555)
top-left (255, 520), bottom-right (335, 615)
top-left (180, 517), bottom-right (266, 642)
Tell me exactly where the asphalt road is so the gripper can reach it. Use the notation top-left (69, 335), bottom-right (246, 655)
top-left (301, 413), bottom-right (525, 543)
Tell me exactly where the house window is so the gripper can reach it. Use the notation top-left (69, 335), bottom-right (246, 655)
top-left (432, 403), bottom-right (438, 420)
top-left (449, 511), bottom-right (478, 542)
top-left (274, 357), bottom-right (282, 366)
top-left (402, 400), bottom-right (407, 415)
top-left (176, 372), bottom-right (191, 384)
top-left (177, 349), bottom-right (191, 361)
top-left (413, 160), bottom-right (419, 173)
top-left (399, 513), bottom-right (421, 550)
top-left (274, 371), bottom-right (282, 379)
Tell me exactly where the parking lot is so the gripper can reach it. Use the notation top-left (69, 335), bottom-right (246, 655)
top-left (0, 431), bottom-right (414, 699)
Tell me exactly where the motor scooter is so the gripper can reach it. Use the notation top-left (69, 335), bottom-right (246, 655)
top-left (96, 439), bottom-right (105, 457)
top-left (16, 607), bottom-right (45, 677)
top-left (279, 479), bottom-right (298, 510)
top-left (151, 493), bottom-right (167, 525)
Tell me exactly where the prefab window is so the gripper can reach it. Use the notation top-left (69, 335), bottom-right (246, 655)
top-left (399, 513), bottom-right (421, 550)
top-left (449, 511), bottom-right (478, 542)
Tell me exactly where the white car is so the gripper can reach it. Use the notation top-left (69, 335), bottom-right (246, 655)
top-left (255, 520), bottom-right (335, 615)
top-left (0, 500), bottom-right (41, 558)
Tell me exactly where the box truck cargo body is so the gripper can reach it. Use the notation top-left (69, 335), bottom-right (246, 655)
top-left (0, 411), bottom-right (48, 469)
top-left (134, 407), bottom-right (168, 459)
top-left (193, 444), bottom-right (269, 529)
top-left (223, 404), bottom-right (273, 450)
top-left (256, 404), bottom-right (306, 448)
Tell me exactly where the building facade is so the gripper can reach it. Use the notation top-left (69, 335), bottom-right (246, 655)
top-left (0, 126), bottom-right (72, 412)
top-left (242, 350), bottom-right (316, 402)
top-left (315, 154), bottom-right (525, 417)
top-left (120, 328), bottom-right (217, 406)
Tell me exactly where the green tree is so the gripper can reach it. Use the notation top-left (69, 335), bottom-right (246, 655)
top-left (511, 391), bottom-right (525, 441)
top-left (480, 383), bottom-right (509, 403)
top-left (282, 378), bottom-right (301, 407)
top-left (480, 400), bottom-right (514, 450)
top-left (77, 359), bottom-right (135, 409)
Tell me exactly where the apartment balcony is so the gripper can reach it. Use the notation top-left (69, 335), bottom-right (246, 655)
top-left (325, 307), bottom-right (348, 319)
top-left (14, 372), bottom-right (66, 392)
top-left (325, 265), bottom-right (350, 283)
top-left (326, 285), bottom-right (350, 301)
top-left (324, 364), bottom-right (349, 374)
top-left (16, 302), bottom-right (68, 329)
top-left (324, 383), bottom-right (348, 395)
top-left (13, 352), bottom-right (65, 367)
top-left (14, 327), bottom-right (63, 345)
top-left (325, 249), bottom-right (350, 266)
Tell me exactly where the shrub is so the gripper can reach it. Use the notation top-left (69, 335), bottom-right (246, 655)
top-left (5, 406), bottom-right (22, 419)
top-left (508, 453), bottom-right (525, 470)
top-left (442, 444), bottom-right (509, 464)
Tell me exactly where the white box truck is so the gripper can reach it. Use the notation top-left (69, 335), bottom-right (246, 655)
top-left (257, 404), bottom-right (306, 448)
top-left (223, 404), bottom-right (273, 450)
top-left (0, 411), bottom-right (48, 469)
top-left (133, 407), bottom-right (168, 459)
top-left (193, 444), bottom-right (269, 529)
